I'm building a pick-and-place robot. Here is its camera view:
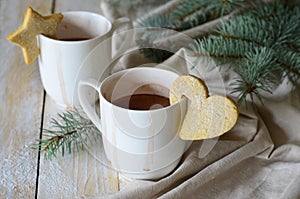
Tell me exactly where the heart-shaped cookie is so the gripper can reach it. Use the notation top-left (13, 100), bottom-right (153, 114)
top-left (170, 75), bottom-right (238, 140)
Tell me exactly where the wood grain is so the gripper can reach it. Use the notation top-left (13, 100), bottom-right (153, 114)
top-left (37, 1), bottom-right (119, 198)
top-left (0, 1), bottom-right (52, 198)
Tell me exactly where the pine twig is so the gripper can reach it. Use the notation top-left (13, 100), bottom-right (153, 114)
top-left (192, 1), bottom-right (300, 104)
top-left (136, 0), bottom-right (248, 63)
top-left (32, 108), bottom-right (100, 160)
top-left (231, 47), bottom-right (279, 104)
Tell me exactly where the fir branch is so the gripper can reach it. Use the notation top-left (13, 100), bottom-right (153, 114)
top-left (137, 0), bottom-right (253, 63)
top-left (276, 50), bottom-right (300, 84)
top-left (192, 37), bottom-right (250, 68)
top-left (172, 0), bottom-right (210, 21)
top-left (138, 14), bottom-right (177, 30)
top-left (231, 47), bottom-right (279, 104)
top-left (171, 0), bottom-right (246, 22)
top-left (192, 0), bottom-right (300, 103)
top-left (137, 0), bottom-right (299, 103)
top-left (106, 0), bottom-right (170, 10)
top-left (138, 0), bottom-right (248, 32)
top-left (33, 108), bottom-right (100, 159)
top-left (213, 15), bottom-right (275, 47)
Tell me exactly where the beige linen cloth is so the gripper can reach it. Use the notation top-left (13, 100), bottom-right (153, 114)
top-left (99, 1), bottom-right (300, 198)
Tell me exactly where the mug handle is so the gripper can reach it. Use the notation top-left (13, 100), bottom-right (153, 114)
top-left (79, 18), bottom-right (133, 132)
top-left (78, 78), bottom-right (103, 132)
top-left (110, 17), bottom-right (133, 60)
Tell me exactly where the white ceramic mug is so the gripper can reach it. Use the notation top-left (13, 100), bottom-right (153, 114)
top-left (78, 67), bottom-right (191, 180)
top-left (37, 11), bottom-right (132, 108)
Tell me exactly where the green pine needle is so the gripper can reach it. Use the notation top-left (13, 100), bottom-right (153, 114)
top-left (33, 108), bottom-right (100, 160)
top-left (231, 47), bottom-right (279, 104)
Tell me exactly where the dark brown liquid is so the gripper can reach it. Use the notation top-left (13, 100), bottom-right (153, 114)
top-left (58, 37), bottom-right (91, 41)
top-left (112, 94), bottom-right (170, 110)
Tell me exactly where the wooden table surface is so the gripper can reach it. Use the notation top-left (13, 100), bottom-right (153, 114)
top-left (0, 1), bottom-right (131, 198)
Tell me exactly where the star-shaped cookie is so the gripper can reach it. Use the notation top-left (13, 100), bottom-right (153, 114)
top-left (7, 7), bottom-right (63, 64)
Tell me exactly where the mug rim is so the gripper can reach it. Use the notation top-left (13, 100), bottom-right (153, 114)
top-left (99, 67), bottom-right (186, 113)
top-left (38, 11), bottom-right (112, 44)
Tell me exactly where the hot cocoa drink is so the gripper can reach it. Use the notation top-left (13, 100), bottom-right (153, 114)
top-left (112, 93), bottom-right (170, 110)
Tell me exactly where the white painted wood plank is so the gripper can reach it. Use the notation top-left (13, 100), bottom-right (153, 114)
top-left (0, 0), bottom-right (52, 198)
top-left (37, 1), bottom-right (119, 198)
